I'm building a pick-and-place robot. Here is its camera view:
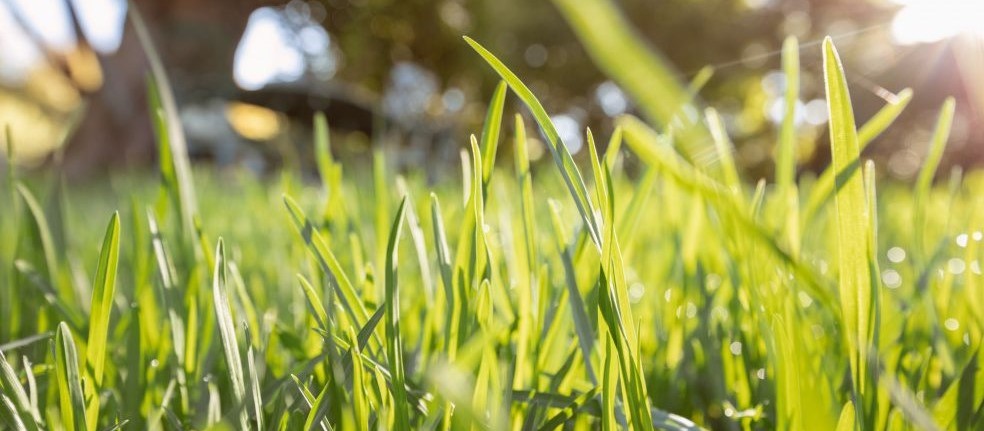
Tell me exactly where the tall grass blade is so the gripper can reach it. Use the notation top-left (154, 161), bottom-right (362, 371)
top-left (84, 212), bottom-right (120, 388)
top-left (823, 36), bottom-right (875, 423)
top-left (384, 198), bottom-right (411, 430)
top-left (211, 239), bottom-right (249, 430)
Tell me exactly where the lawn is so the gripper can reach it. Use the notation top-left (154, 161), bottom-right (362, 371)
top-left (1, 23), bottom-right (982, 431)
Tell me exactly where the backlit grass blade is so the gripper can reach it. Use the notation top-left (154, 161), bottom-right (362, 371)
top-left (464, 36), bottom-right (601, 249)
top-left (823, 36), bottom-right (874, 422)
top-left (480, 81), bottom-right (507, 195)
top-left (858, 88), bottom-right (914, 146)
top-left (802, 88), bottom-right (913, 223)
top-left (79, 212), bottom-right (120, 430)
top-left (211, 239), bottom-right (249, 430)
top-left (84, 212), bottom-right (120, 388)
top-left (384, 198), bottom-right (411, 430)
top-left (835, 401), bottom-right (855, 431)
top-left (54, 322), bottom-right (87, 431)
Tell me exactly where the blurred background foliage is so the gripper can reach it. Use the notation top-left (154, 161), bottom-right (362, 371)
top-left (0, 0), bottom-right (981, 180)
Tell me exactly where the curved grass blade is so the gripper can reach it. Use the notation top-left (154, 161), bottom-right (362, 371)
top-left (464, 36), bottom-right (601, 249)
top-left (0, 351), bottom-right (40, 430)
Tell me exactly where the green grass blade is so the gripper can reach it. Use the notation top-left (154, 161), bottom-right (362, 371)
top-left (857, 88), bottom-right (914, 145)
top-left (480, 81), bottom-right (507, 194)
top-left (464, 36), bottom-right (601, 249)
top-left (384, 197), bottom-right (411, 430)
top-left (211, 239), bottom-right (249, 430)
top-left (0, 351), bottom-right (39, 430)
top-left (835, 401), bottom-right (856, 431)
top-left (823, 36), bottom-right (874, 419)
top-left (54, 322), bottom-right (87, 431)
top-left (84, 212), bottom-right (120, 388)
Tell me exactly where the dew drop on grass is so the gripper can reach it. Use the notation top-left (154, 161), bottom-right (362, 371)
top-left (628, 283), bottom-right (645, 303)
top-left (755, 369), bottom-right (766, 380)
top-left (887, 246), bottom-right (906, 263)
top-left (882, 269), bottom-right (902, 288)
top-left (944, 318), bottom-right (959, 331)
top-left (664, 289), bottom-right (673, 303)
top-left (685, 302), bottom-right (697, 319)
top-left (971, 261), bottom-right (982, 275)
top-left (150, 359), bottom-right (160, 368)
top-left (798, 291), bottom-right (813, 307)
top-left (729, 341), bottom-right (742, 356)
top-left (973, 231), bottom-right (983, 241)
top-left (947, 258), bottom-right (966, 275)
top-left (956, 233), bottom-right (969, 248)
top-left (817, 260), bottom-right (829, 274)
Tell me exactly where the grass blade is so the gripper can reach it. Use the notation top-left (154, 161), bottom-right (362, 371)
top-left (384, 198), bottom-right (411, 430)
top-left (211, 239), bottom-right (249, 430)
top-left (84, 212), bottom-right (120, 388)
top-left (54, 322), bottom-right (87, 431)
top-left (464, 36), bottom-right (601, 249)
top-left (823, 36), bottom-right (875, 423)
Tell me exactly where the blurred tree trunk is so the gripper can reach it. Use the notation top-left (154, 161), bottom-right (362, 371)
top-left (63, 0), bottom-right (275, 177)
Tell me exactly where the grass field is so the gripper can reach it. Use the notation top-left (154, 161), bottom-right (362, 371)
top-left (1, 28), bottom-right (983, 431)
